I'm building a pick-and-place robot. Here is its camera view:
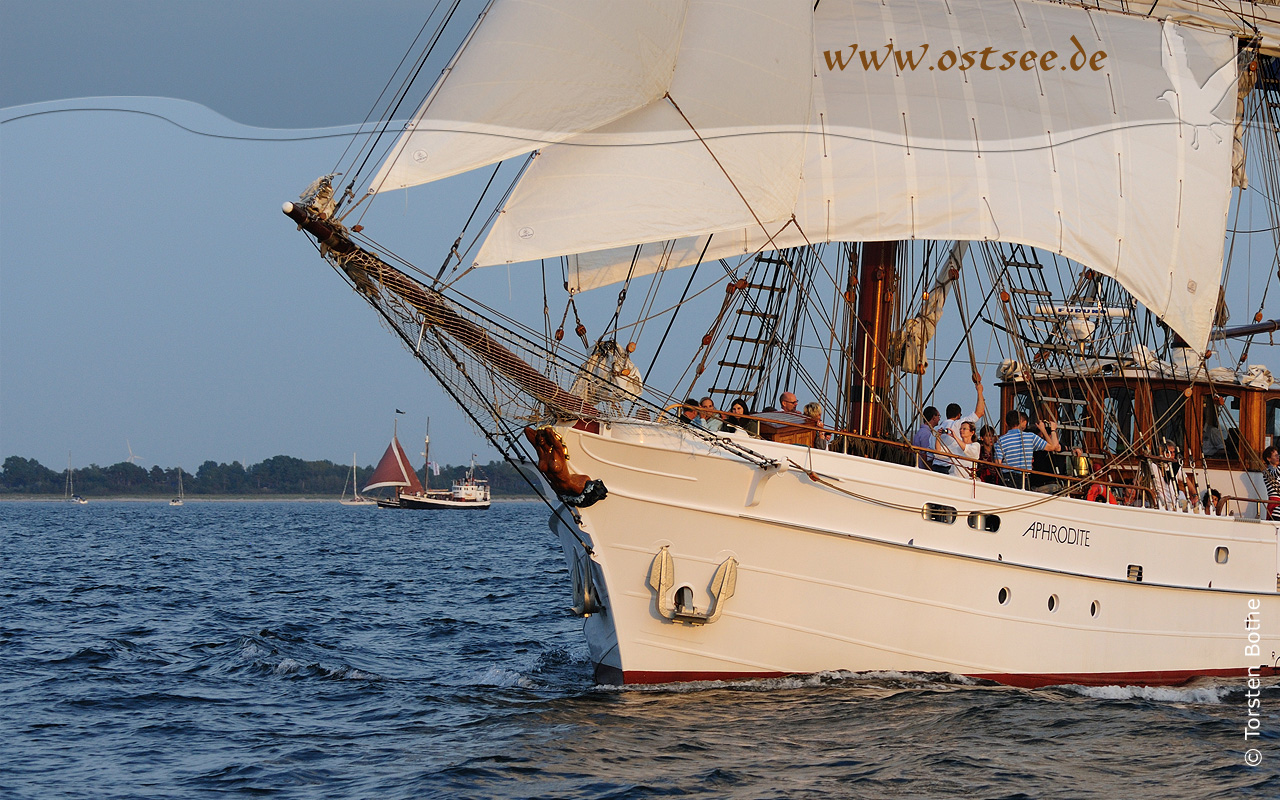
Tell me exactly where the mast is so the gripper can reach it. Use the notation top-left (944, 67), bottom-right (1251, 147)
top-left (424, 418), bottom-right (431, 490)
top-left (849, 242), bottom-right (898, 438)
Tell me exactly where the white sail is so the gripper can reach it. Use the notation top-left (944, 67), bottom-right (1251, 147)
top-left (461, 0), bottom-right (1237, 351)
top-left (368, 0), bottom-right (690, 192)
top-left (474, 0), bottom-right (812, 267)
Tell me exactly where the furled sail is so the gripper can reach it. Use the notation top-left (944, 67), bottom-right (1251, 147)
top-left (363, 436), bottom-right (425, 493)
top-left (368, 0), bottom-right (690, 192)
top-left (445, 0), bottom-right (1239, 352)
top-left (891, 242), bottom-right (968, 374)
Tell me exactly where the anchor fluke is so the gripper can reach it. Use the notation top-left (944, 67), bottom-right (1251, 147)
top-left (647, 546), bottom-right (738, 625)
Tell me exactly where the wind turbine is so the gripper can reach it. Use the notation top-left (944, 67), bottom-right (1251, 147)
top-left (126, 440), bottom-right (143, 465)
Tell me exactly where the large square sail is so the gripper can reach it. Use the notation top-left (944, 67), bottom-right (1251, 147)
top-left (463, 0), bottom-right (1237, 351)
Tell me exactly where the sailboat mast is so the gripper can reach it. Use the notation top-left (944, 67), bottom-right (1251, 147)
top-left (424, 417), bottom-right (431, 490)
top-left (849, 242), bottom-right (898, 437)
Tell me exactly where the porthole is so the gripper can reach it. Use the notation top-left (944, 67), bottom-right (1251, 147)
top-left (998, 587), bottom-right (1011, 605)
top-left (923, 503), bottom-right (957, 524)
top-left (967, 512), bottom-right (1000, 532)
top-left (1047, 594), bottom-right (1059, 613)
top-left (1215, 547), bottom-right (1229, 564)
top-left (1090, 600), bottom-right (1100, 618)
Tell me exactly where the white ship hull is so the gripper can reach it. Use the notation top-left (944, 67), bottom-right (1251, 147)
top-left (550, 422), bottom-right (1280, 686)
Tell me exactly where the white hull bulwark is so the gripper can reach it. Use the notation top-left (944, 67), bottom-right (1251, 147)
top-left (551, 422), bottom-right (1280, 686)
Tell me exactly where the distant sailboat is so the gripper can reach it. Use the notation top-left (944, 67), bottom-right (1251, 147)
top-left (169, 469), bottom-right (184, 506)
top-left (364, 421), bottom-right (427, 508)
top-left (64, 452), bottom-right (87, 505)
top-left (340, 452), bottom-right (376, 506)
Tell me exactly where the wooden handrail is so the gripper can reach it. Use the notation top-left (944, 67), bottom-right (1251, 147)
top-left (659, 406), bottom-right (1156, 503)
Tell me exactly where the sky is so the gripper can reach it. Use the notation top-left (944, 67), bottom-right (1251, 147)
top-left (4, 1), bottom-right (1279, 475)
top-left (1, 0), bottom-right (501, 472)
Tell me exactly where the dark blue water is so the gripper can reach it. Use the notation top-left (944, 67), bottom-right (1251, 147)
top-left (2, 501), bottom-right (1278, 799)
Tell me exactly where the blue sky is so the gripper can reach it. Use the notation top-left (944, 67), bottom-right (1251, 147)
top-left (1, 0), bottom-right (501, 472)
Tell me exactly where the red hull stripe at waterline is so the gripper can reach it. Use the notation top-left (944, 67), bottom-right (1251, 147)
top-left (615, 666), bottom-right (1278, 687)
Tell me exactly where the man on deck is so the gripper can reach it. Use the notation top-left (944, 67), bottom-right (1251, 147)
top-left (913, 406), bottom-right (943, 470)
top-left (995, 410), bottom-right (1061, 488)
top-left (936, 376), bottom-right (986, 472)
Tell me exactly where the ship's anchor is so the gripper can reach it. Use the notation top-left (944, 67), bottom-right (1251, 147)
top-left (647, 546), bottom-right (738, 624)
top-left (568, 547), bottom-right (604, 617)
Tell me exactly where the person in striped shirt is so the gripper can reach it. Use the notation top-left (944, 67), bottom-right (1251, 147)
top-left (995, 409), bottom-right (1060, 488)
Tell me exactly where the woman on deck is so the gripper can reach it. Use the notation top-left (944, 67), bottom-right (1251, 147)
top-left (975, 424), bottom-right (1001, 484)
top-left (722, 398), bottom-right (759, 437)
top-left (1264, 446), bottom-right (1280, 520)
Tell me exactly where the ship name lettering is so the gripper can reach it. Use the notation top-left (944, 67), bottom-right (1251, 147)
top-left (1021, 520), bottom-right (1090, 547)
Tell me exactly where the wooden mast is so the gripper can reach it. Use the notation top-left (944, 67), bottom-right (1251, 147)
top-left (848, 241), bottom-right (898, 438)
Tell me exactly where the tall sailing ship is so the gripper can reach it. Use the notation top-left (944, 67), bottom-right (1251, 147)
top-left (287, 0), bottom-right (1280, 685)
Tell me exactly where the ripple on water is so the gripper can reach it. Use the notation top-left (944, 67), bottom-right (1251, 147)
top-left (2, 501), bottom-right (1279, 800)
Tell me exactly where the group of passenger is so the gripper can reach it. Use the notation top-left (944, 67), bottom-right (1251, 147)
top-left (676, 381), bottom-right (1251, 515)
top-left (908, 386), bottom-right (1237, 514)
top-left (679, 391), bottom-right (830, 444)
top-left (912, 377), bottom-right (1044, 483)
top-left (679, 396), bottom-right (761, 437)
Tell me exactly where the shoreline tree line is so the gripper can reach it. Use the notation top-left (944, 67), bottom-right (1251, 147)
top-left (0, 455), bottom-right (538, 498)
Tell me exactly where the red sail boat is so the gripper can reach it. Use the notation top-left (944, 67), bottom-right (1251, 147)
top-left (364, 429), bottom-right (426, 509)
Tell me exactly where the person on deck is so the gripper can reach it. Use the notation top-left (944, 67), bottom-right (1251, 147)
top-left (722, 398), bottom-right (759, 437)
top-left (779, 391), bottom-right (801, 416)
top-left (1200, 488), bottom-right (1227, 516)
top-left (913, 406), bottom-right (943, 471)
top-left (947, 420), bottom-right (980, 478)
top-left (1263, 445), bottom-right (1280, 520)
top-left (679, 398), bottom-right (704, 428)
top-left (699, 397), bottom-right (723, 432)
top-left (1154, 439), bottom-right (1195, 511)
top-left (803, 402), bottom-right (832, 450)
top-left (995, 410), bottom-right (1060, 488)
top-left (936, 376), bottom-right (986, 473)
top-left (975, 424), bottom-right (1001, 484)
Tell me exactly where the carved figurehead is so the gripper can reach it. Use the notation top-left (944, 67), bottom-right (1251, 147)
top-left (524, 426), bottom-right (608, 507)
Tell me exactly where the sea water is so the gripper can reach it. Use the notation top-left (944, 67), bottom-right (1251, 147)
top-left (2, 501), bottom-right (1278, 799)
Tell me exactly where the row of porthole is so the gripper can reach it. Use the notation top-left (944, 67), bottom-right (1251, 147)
top-left (997, 587), bottom-right (1100, 617)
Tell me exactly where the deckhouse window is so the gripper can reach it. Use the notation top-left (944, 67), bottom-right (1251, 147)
top-left (1202, 393), bottom-right (1241, 460)
top-left (1102, 386), bottom-right (1135, 456)
top-left (1266, 398), bottom-right (1280, 451)
top-left (1152, 389), bottom-right (1187, 455)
